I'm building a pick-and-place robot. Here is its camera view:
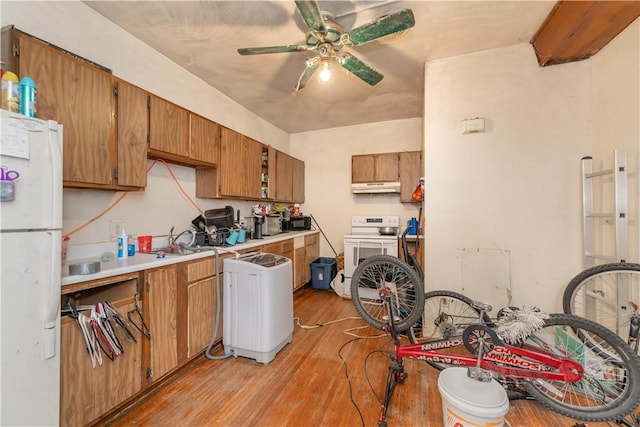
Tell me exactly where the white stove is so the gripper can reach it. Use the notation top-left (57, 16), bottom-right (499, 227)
top-left (343, 215), bottom-right (401, 240)
top-left (342, 216), bottom-right (400, 298)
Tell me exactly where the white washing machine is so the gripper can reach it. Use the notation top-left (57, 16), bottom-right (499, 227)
top-left (223, 253), bottom-right (293, 364)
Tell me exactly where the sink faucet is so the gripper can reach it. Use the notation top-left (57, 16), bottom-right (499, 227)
top-left (168, 226), bottom-right (176, 246)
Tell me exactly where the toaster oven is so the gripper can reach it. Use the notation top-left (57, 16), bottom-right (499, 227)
top-left (290, 216), bottom-right (311, 231)
top-left (263, 215), bottom-right (282, 236)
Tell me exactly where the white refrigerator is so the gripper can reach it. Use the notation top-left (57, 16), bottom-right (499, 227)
top-left (0, 110), bottom-right (63, 426)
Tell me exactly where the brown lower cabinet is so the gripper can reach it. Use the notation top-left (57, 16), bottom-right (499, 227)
top-left (59, 233), bottom-right (319, 425)
top-left (146, 266), bottom-right (178, 381)
top-left (60, 274), bottom-right (143, 426)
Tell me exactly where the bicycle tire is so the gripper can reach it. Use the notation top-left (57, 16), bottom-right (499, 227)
top-left (350, 255), bottom-right (424, 331)
top-left (563, 263), bottom-right (640, 351)
top-left (408, 290), bottom-right (492, 370)
top-left (522, 313), bottom-right (640, 421)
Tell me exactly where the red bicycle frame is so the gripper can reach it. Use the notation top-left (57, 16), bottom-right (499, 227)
top-left (395, 337), bottom-right (584, 382)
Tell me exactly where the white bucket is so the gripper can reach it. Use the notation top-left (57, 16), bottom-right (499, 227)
top-left (438, 368), bottom-right (509, 427)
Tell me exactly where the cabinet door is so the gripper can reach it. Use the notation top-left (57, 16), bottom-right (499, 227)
top-left (190, 113), bottom-right (219, 165)
top-left (399, 151), bottom-right (422, 203)
top-left (15, 33), bottom-right (114, 186)
top-left (293, 247), bottom-right (306, 290)
top-left (187, 277), bottom-right (215, 358)
top-left (275, 151), bottom-right (293, 201)
top-left (304, 234), bottom-right (319, 284)
top-left (149, 94), bottom-right (189, 157)
top-left (219, 129), bottom-right (262, 198)
top-left (292, 157), bottom-right (305, 203)
top-left (116, 79), bottom-right (148, 188)
top-left (374, 153), bottom-right (400, 182)
top-left (352, 155), bottom-right (375, 183)
top-left (147, 266), bottom-right (178, 381)
top-left (60, 299), bottom-right (142, 427)
top-left (60, 316), bottom-right (97, 426)
top-left (352, 153), bottom-right (400, 183)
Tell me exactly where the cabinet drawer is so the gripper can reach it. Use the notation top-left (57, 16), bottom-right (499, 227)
top-left (305, 234), bottom-right (317, 246)
top-left (282, 239), bottom-right (294, 253)
top-left (187, 258), bottom-right (215, 282)
top-left (262, 242), bottom-right (283, 254)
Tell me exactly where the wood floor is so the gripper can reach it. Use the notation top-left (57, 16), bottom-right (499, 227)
top-left (104, 288), bottom-right (635, 427)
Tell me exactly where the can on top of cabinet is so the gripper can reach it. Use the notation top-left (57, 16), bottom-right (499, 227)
top-left (19, 77), bottom-right (36, 117)
top-left (2, 71), bottom-right (20, 112)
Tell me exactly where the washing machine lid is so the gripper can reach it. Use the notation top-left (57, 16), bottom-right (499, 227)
top-left (240, 252), bottom-right (289, 267)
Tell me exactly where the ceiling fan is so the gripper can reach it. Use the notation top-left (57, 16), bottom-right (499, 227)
top-left (237, 0), bottom-right (415, 91)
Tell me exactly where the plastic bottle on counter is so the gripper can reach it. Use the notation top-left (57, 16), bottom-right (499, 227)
top-left (117, 227), bottom-right (128, 259)
top-left (19, 76), bottom-right (36, 117)
top-left (2, 71), bottom-right (20, 112)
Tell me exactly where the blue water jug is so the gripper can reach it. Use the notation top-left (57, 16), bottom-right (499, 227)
top-left (408, 217), bottom-right (418, 235)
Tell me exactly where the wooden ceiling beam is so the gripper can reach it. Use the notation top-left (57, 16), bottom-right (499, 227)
top-left (531, 1), bottom-right (640, 66)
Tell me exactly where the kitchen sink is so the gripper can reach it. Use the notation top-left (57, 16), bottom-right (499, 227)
top-left (150, 244), bottom-right (218, 256)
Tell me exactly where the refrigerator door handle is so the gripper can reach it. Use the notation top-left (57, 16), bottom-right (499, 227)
top-left (48, 122), bottom-right (63, 228)
top-left (44, 229), bottom-right (62, 359)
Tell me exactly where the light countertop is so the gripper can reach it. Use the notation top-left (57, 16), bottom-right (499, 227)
top-left (62, 229), bottom-right (319, 287)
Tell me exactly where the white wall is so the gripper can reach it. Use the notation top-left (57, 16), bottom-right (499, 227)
top-left (290, 118), bottom-right (423, 257)
top-left (1, 1), bottom-right (289, 244)
top-left (591, 19), bottom-right (640, 264)
top-left (423, 43), bottom-right (592, 312)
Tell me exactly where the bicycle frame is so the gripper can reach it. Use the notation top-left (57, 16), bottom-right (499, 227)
top-left (394, 336), bottom-right (584, 382)
top-left (377, 289), bottom-right (585, 427)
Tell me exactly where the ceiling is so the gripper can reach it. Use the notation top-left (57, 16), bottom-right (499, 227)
top-left (85, 1), bottom-right (558, 133)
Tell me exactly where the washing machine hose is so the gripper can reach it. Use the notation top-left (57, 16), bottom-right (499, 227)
top-left (205, 247), bottom-right (235, 360)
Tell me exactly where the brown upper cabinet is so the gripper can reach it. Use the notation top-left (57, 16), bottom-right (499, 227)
top-left (218, 127), bottom-right (262, 199)
top-left (291, 156), bottom-right (305, 203)
top-left (115, 79), bottom-right (149, 188)
top-left (1, 29), bottom-right (147, 190)
top-left (189, 113), bottom-right (220, 166)
top-left (275, 151), bottom-right (305, 203)
top-left (196, 132), bottom-right (304, 202)
top-left (3, 28), bottom-right (300, 199)
top-left (399, 151), bottom-right (422, 203)
top-left (275, 151), bottom-right (294, 201)
top-left (147, 95), bottom-right (220, 168)
top-left (148, 95), bottom-right (189, 159)
top-left (352, 152), bottom-right (400, 183)
top-left (352, 150), bottom-right (422, 203)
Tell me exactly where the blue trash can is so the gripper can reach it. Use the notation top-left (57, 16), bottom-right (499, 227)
top-left (311, 257), bottom-right (337, 290)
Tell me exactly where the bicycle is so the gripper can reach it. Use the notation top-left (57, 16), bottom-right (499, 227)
top-left (563, 262), bottom-right (640, 353)
top-left (350, 255), bottom-right (640, 426)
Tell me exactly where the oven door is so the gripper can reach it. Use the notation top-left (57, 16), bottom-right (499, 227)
top-left (342, 237), bottom-right (398, 298)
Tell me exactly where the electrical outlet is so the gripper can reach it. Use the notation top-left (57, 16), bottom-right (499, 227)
top-left (110, 220), bottom-right (124, 240)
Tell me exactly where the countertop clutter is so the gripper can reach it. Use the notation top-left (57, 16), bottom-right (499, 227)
top-left (62, 229), bottom-right (318, 287)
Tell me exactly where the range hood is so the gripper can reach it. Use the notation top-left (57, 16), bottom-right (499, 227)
top-left (351, 181), bottom-right (401, 194)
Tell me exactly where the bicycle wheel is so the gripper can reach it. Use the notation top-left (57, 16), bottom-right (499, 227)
top-left (563, 263), bottom-right (640, 352)
top-left (522, 313), bottom-right (640, 421)
top-left (350, 255), bottom-right (424, 331)
top-left (408, 290), bottom-right (492, 370)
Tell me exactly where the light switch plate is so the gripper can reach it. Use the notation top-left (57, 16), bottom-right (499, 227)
top-left (463, 118), bottom-right (485, 134)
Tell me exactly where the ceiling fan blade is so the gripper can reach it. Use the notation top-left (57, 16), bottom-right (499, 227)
top-left (347, 8), bottom-right (415, 46)
top-left (238, 45), bottom-right (308, 55)
top-left (295, 0), bottom-right (327, 33)
top-left (295, 60), bottom-right (320, 91)
top-left (340, 54), bottom-right (383, 86)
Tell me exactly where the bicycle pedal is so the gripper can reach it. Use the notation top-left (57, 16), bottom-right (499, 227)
top-left (467, 367), bottom-right (493, 382)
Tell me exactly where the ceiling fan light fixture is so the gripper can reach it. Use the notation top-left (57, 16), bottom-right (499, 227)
top-left (319, 61), bottom-right (331, 82)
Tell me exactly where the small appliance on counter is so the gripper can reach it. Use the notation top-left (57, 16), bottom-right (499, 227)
top-left (253, 215), bottom-right (264, 239)
top-left (289, 216), bottom-right (312, 231)
top-left (190, 205), bottom-right (235, 246)
top-left (263, 214), bottom-right (282, 236)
